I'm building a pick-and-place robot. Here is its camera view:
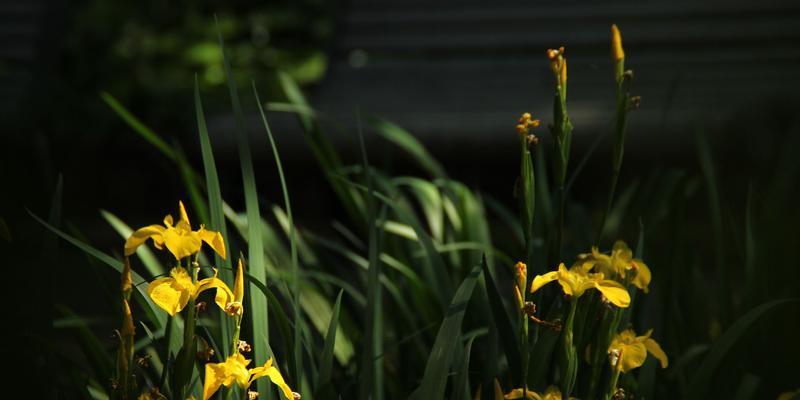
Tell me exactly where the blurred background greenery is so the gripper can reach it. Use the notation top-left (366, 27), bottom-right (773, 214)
top-left (2, 0), bottom-right (800, 398)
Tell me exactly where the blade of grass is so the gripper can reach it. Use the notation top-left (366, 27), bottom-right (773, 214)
top-left (696, 129), bottom-right (729, 325)
top-left (316, 289), bottom-right (343, 391)
top-left (370, 117), bottom-right (447, 179)
top-left (688, 298), bottom-right (799, 399)
top-left (217, 28), bottom-right (271, 398)
top-left (252, 82), bottom-right (303, 388)
top-left (481, 254), bottom-right (521, 380)
top-left (357, 109), bottom-right (385, 400)
top-left (194, 77), bottom-right (233, 355)
top-left (410, 264), bottom-right (482, 400)
top-left (30, 210), bottom-right (165, 330)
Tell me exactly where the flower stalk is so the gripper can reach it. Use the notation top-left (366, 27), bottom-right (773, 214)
top-left (546, 47), bottom-right (572, 262)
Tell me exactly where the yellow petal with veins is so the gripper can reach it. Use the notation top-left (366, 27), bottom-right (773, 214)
top-left (147, 275), bottom-right (191, 316)
top-left (644, 337), bottom-right (668, 368)
top-left (125, 225), bottom-right (165, 256)
top-left (592, 279), bottom-right (631, 308)
top-left (249, 359), bottom-right (295, 400)
top-left (198, 227), bottom-right (226, 259)
top-left (530, 270), bottom-right (558, 294)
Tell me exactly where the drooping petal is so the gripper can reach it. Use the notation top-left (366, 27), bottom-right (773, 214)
top-left (161, 226), bottom-right (202, 260)
top-left (631, 259), bottom-right (651, 293)
top-left (203, 361), bottom-right (228, 400)
top-left (196, 271), bottom-right (234, 311)
top-left (504, 388), bottom-right (542, 399)
top-left (147, 275), bottom-right (191, 316)
top-left (249, 358), bottom-right (295, 399)
top-left (616, 341), bottom-right (648, 373)
top-left (198, 227), bottom-right (227, 259)
top-left (530, 270), bottom-right (558, 294)
top-left (593, 279), bottom-right (631, 308)
top-left (644, 337), bottom-right (669, 368)
top-left (556, 264), bottom-right (579, 297)
top-left (124, 225), bottom-right (165, 256)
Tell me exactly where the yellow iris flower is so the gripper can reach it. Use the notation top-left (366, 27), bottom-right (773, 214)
top-left (576, 241), bottom-right (651, 293)
top-left (147, 267), bottom-right (234, 316)
top-left (607, 329), bottom-right (668, 373)
top-left (203, 353), bottom-right (295, 400)
top-left (531, 263), bottom-right (630, 308)
top-left (505, 386), bottom-right (571, 400)
top-left (125, 201), bottom-right (226, 261)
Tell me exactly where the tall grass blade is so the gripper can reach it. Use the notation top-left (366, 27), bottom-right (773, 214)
top-left (687, 298), bottom-right (799, 399)
top-left (481, 255), bottom-right (521, 380)
top-left (696, 129), bottom-right (729, 325)
top-left (357, 110), bottom-right (385, 400)
top-left (411, 264), bottom-right (482, 400)
top-left (217, 28), bottom-right (272, 397)
top-left (317, 289), bottom-right (343, 392)
top-left (371, 117), bottom-right (447, 179)
top-left (193, 77), bottom-right (233, 355)
top-left (29, 210), bottom-right (165, 329)
top-left (253, 82), bottom-right (303, 387)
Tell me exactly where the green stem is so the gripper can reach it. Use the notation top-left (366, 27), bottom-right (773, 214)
top-left (606, 365), bottom-right (622, 400)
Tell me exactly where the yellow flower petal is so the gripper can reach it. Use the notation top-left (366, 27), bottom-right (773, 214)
top-left (611, 24), bottom-right (625, 61)
top-left (249, 358), bottom-right (295, 400)
top-left (196, 271), bottom-right (234, 312)
top-left (147, 271), bottom-right (192, 316)
top-left (542, 386), bottom-right (564, 400)
top-left (530, 270), bottom-right (558, 294)
top-left (493, 379), bottom-right (504, 400)
top-left (556, 263), bottom-right (580, 297)
top-left (178, 201), bottom-right (191, 225)
top-left (125, 225), bottom-right (165, 256)
top-left (203, 361), bottom-right (227, 400)
top-left (644, 337), bottom-right (669, 368)
top-left (161, 225), bottom-right (202, 260)
top-left (198, 227), bottom-right (227, 259)
top-left (593, 279), bottom-right (631, 308)
top-left (617, 341), bottom-right (647, 373)
top-left (631, 259), bottom-right (651, 293)
top-left (504, 388), bottom-right (542, 399)
top-left (233, 259), bottom-right (245, 303)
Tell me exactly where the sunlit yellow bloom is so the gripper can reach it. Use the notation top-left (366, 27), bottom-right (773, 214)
top-left (514, 261), bottom-right (527, 309)
top-left (203, 353), bottom-right (295, 400)
top-left (611, 24), bottom-right (624, 61)
top-left (777, 389), bottom-right (800, 400)
top-left (147, 267), bottom-right (233, 316)
top-left (220, 259), bottom-right (245, 317)
top-left (125, 201), bottom-right (226, 260)
top-left (530, 263), bottom-right (630, 308)
top-left (505, 386), bottom-right (570, 400)
top-left (608, 329), bottom-right (668, 373)
top-left (579, 241), bottom-right (651, 292)
top-left (546, 47), bottom-right (567, 87)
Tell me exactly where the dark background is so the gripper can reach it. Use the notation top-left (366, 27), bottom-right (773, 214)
top-left (2, 0), bottom-right (800, 395)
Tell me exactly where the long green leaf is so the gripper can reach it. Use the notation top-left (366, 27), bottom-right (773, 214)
top-left (358, 111), bottom-right (384, 400)
top-left (253, 82), bottom-right (303, 388)
top-left (411, 264), bottom-right (482, 400)
top-left (481, 254), bottom-right (521, 380)
top-left (688, 298), bottom-right (799, 399)
top-left (29, 210), bottom-right (165, 330)
top-left (316, 289), bottom-right (343, 391)
top-left (218, 29), bottom-right (271, 398)
top-left (194, 78), bottom-right (233, 355)
top-left (371, 117), bottom-right (447, 179)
